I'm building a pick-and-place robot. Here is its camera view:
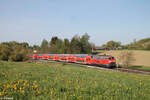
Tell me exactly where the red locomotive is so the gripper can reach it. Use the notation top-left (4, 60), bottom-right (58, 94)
top-left (32, 54), bottom-right (116, 68)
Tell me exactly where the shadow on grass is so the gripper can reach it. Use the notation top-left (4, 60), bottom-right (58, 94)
top-left (117, 65), bottom-right (143, 69)
top-left (131, 66), bottom-right (143, 69)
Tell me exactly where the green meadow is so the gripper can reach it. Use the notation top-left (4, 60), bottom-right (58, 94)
top-left (0, 61), bottom-right (150, 100)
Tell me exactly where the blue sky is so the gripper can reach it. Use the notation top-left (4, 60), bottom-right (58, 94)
top-left (0, 0), bottom-right (150, 46)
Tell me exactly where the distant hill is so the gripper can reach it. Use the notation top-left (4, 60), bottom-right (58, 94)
top-left (126, 37), bottom-right (150, 50)
top-left (138, 37), bottom-right (150, 45)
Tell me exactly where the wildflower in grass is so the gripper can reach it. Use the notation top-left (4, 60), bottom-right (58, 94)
top-left (94, 81), bottom-right (97, 87)
top-left (0, 92), bottom-right (4, 96)
top-left (13, 84), bottom-right (17, 90)
top-left (81, 88), bottom-right (84, 91)
top-left (50, 90), bottom-right (53, 95)
top-left (21, 90), bottom-right (25, 94)
top-left (37, 89), bottom-right (40, 94)
top-left (6, 84), bottom-right (11, 89)
top-left (34, 84), bottom-right (38, 88)
top-left (72, 93), bottom-right (76, 97)
top-left (139, 81), bottom-right (142, 86)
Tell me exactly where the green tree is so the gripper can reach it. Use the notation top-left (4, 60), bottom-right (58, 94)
top-left (47, 34), bottom-right (92, 54)
top-left (49, 37), bottom-right (64, 53)
top-left (50, 36), bottom-right (59, 46)
top-left (104, 40), bottom-right (121, 49)
top-left (80, 33), bottom-right (92, 53)
top-left (52, 39), bottom-right (63, 54)
top-left (33, 45), bottom-right (40, 50)
top-left (70, 35), bottom-right (81, 54)
top-left (63, 38), bottom-right (70, 54)
top-left (40, 39), bottom-right (49, 53)
top-left (21, 42), bottom-right (29, 49)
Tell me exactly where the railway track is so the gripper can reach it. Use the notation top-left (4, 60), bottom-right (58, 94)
top-left (114, 68), bottom-right (150, 75)
top-left (76, 63), bottom-right (150, 75)
top-left (35, 60), bottom-right (150, 75)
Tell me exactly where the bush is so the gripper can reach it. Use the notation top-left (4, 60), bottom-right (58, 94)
top-left (9, 46), bottom-right (28, 61)
top-left (0, 42), bottom-right (28, 62)
top-left (118, 51), bottom-right (135, 67)
top-left (0, 44), bottom-right (12, 61)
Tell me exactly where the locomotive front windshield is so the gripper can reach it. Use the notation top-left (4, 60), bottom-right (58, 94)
top-left (108, 57), bottom-right (115, 60)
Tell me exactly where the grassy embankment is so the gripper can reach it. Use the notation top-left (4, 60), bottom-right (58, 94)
top-left (0, 61), bottom-right (150, 100)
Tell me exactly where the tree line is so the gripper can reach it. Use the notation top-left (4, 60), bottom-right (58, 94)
top-left (40, 33), bottom-right (92, 54)
top-left (0, 33), bottom-right (92, 61)
top-left (101, 38), bottom-right (150, 50)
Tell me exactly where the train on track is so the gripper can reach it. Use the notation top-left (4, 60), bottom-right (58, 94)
top-left (31, 54), bottom-right (117, 68)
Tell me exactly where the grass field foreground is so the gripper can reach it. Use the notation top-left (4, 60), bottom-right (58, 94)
top-left (0, 61), bottom-right (150, 100)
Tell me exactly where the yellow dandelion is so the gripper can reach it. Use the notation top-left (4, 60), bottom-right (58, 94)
top-left (50, 91), bottom-right (53, 95)
top-left (0, 92), bottom-right (3, 96)
top-left (79, 96), bottom-right (82, 100)
top-left (13, 85), bottom-right (17, 90)
top-left (37, 90), bottom-right (40, 94)
top-left (20, 87), bottom-right (22, 90)
top-left (21, 90), bottom-right (25, 94)
top-left (139, 82), bottom-right (142, 86)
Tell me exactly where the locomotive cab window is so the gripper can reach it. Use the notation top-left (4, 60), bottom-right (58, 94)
top-left (108, 57), bottom-right (114, 60)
